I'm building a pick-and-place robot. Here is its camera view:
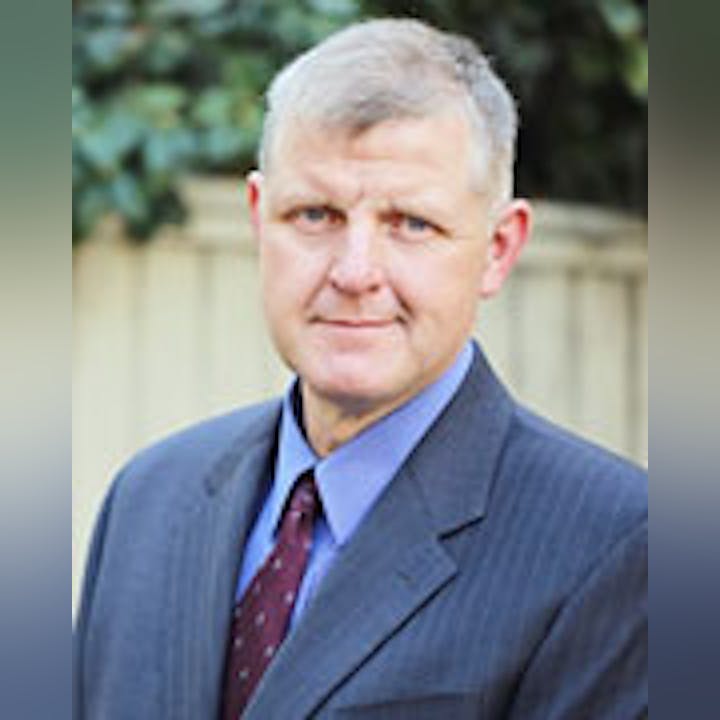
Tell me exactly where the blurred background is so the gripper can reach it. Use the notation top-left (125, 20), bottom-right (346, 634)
top-left (72, 0), bottom-right (647, 610)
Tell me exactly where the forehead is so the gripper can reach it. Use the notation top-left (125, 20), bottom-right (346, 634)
top-left (265, 112), bottom-right (487, 206)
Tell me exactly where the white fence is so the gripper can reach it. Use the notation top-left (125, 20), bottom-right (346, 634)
top-left (72, 178), bottom-right (647, 609)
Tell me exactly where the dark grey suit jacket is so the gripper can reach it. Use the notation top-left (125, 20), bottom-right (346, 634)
top-left (73, 345), bottom-right (647, 719)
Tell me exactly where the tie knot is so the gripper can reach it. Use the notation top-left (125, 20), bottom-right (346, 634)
top-left (287, 470), bottom-right (320, 520)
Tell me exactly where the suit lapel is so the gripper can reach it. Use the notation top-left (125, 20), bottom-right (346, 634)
top-left (245, 466), bottom-right (457, 719)
top-left (246, 345), bottom-right (515, 719)
top-left (409, 345), bottom-right (514, 537)
top-left (162, 403), bottom-right (282, 719)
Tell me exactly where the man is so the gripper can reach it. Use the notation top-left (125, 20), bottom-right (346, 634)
top-left (73, 18), bottom-right (647, 719)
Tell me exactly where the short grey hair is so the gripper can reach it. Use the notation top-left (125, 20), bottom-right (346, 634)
top-left (258, 18), bottom-right (519, 203)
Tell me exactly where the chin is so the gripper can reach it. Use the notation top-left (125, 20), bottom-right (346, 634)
top-left (286, 342), bottom-right (419, 412)
top-left (316, 374), bottom-right (389, 402)
top-left (306, 368), bottom-right (406, 413)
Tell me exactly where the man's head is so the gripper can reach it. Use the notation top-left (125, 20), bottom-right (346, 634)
top-left (259, 18), bottom-right (518, 209)
top-left (246, 19), bottom-right (531, 451)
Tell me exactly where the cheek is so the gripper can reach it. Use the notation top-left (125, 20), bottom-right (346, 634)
top-left (260, 238), bottom-right (326, 312)
top-left (398, 254), bottom-right (482, 311)
top-left (260, 228), bottom-right (295, 273)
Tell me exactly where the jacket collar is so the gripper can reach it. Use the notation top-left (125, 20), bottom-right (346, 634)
top-left (407, 341), bottom-right (514, 536)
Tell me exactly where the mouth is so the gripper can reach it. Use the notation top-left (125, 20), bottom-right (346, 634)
top-left (314, 318), bottom-right (397, 329)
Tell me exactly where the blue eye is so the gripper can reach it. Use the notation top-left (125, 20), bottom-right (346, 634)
top-left (405, 216), bottom-right (429, 232)
top-left (389, 212), bottom-right (436, 238)
top-left (290, 205), bottom-right (343, 234)
top-left (302, 207), bottom-right (328, 222)
top-left (386, 210), bottom-right (437, 241)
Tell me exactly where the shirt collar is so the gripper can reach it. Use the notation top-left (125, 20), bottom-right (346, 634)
top-left (271, 341), bottom-right (474, 546)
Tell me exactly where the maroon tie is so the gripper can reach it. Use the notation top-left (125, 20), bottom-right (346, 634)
top-left (221, 471), bottom-right (320, 720)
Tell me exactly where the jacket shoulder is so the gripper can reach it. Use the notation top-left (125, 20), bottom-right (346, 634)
top-left (500, 404), bottom-right (647, 549)
top-left (114, 398), bottom-right (282, 500)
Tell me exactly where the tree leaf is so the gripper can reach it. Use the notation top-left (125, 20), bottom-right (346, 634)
top-left (74, 185), bottom-right (111, 239)
top-left (598, 0), bottom-right (644, 40)
top-left (123, 84), bottom-right (188, 127)
top-left (623, 41), bottom-right (648, 99)
top-left (143, 28), bottom-right (192, 75)
top-left (200, 125), bottom-right (246, 164)
top-left (191, 88), bottom-right (234, 127)
top-left (75, 110), bottom-right (145, 174)
top-left (110, 173), bottom-right (150, 224)
top-left (83, 27), bottom-right (142, 76)
top-left (143, 128), bottom-right (197, 178)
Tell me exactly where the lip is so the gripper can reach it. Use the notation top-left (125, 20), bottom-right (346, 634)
top-left (314, 318), bottom-right (396, 329)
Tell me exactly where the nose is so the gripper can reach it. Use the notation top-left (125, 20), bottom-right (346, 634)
top-left (327, 220), bottom-right (385, 294)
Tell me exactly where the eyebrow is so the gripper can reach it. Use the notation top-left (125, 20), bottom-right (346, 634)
top-left (383, 192), bottom-right (458, 225)
top-left (269, 175), bottom-right (345, 209)
top-left (267, 186), bottom-right (333, 214)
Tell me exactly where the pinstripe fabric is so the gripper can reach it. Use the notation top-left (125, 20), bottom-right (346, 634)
top-left (73, 343), bottom-right (647, 720)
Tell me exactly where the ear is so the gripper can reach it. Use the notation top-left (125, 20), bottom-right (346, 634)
top-left (246, 170), bottom-right (264, 242)
top-left (479, 199), bottom-right (532, 299)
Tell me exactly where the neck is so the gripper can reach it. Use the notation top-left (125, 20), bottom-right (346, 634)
top-left (300, 386), bottom-right (413, 457)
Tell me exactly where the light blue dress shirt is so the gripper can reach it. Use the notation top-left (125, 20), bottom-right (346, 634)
top-left (236, 342), bottom-right (473, 626)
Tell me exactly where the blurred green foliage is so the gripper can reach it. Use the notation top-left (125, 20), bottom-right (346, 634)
top-left (72, 1), bottom-right (358, 240)
top-left (73, 0), bottom-right (646, 242)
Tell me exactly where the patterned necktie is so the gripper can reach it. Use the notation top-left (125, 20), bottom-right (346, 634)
top-left (221, 470), bottom-right (321, 720)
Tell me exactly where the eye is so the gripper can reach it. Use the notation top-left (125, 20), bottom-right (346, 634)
top-left (405, 216), bottom-right (430, 232)
top-left (290, 205), bottom-right (343, 233)
top-left (387, 211), bottom-right (438, 241)
top-left (301, 207), bottom-right (329, 223)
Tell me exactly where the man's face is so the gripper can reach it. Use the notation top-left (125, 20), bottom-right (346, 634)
top-left (249, 111), bottom-right (521, 419)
